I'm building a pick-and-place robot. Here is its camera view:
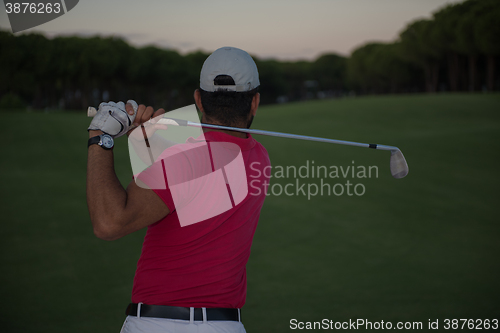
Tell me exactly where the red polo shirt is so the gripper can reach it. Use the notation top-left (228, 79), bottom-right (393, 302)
top-left (132, 131), bottom-right (270, 308)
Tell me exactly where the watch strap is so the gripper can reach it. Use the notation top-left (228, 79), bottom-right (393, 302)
top-left (88, 135), bottom-right (101, 148)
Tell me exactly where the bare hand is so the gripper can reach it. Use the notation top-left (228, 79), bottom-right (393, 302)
top-left (126, 103), bottom-right (168, 139)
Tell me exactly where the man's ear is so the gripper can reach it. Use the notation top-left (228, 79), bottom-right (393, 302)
top-left (194, 89), bottom-right (204, 113)
top-left (250, 93), bottom-right (260, 117)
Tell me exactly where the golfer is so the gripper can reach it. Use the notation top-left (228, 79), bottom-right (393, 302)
top-left (86, 47), bottom-right (270, 332)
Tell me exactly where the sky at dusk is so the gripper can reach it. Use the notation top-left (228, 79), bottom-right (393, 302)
top-left (0, 0), bottom-right (462, 60)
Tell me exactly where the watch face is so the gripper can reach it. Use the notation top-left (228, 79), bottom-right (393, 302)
top-left (101, 135), bottom-right (114, 149)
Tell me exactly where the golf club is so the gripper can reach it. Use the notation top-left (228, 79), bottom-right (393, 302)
top-left (88, 106), bottom-right (409, 179)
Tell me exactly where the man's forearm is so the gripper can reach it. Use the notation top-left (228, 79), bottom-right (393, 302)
top-left (86, 130), bottom-right (127, 239)
top-left (129, 132), bottom-right (178, 165)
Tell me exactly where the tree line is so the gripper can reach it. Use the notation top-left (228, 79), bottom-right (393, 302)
top-left (348, 0), bottom-right (500, 94)
top-left (0, 0), bottom-right (498, 111)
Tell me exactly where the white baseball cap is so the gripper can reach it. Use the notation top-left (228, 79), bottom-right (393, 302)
top-left (200, 47), bottom-right (260, 92)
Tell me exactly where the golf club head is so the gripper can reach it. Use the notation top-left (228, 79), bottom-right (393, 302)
top-left (390, 149), bottom-right (409, 179)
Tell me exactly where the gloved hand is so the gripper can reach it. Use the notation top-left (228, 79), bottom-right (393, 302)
top-left (88, 100), bottom-right (138, 138)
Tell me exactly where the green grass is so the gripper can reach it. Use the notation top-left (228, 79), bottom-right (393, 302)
top-left (1, 94), bottom-right (499, 332)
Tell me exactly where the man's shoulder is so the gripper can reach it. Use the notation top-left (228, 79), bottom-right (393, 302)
top-left (251, 139), bottom-right (270, 163)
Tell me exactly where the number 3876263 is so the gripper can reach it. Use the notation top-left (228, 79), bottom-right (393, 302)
top-left (5, 2), bottom-right (61, 14)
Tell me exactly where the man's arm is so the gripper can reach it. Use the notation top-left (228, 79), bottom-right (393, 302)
top-left (86, 105), bottom-right (170, 241)
top-left (128, 131), bottom-right (178, 165)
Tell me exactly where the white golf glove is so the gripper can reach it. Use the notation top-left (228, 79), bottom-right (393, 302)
top-left (88, 100), bottom-right (138, 138)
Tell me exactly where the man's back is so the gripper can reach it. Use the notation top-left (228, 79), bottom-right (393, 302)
top-left (133, 131), bottom-right (270, 308)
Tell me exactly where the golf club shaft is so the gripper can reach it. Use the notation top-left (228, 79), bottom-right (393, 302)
top-left (87, 107), bottom-right (399, 152)
top-left (88, 107), bottom-right (407, 178)
top-left (160, 118), bottom-right (399, 152)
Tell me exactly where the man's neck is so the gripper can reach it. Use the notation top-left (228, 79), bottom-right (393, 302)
top-left (201, 116), bottom-right (248, 139)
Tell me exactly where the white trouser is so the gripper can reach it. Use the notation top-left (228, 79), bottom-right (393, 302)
top-left (120, 307), bottom-right (246, 333)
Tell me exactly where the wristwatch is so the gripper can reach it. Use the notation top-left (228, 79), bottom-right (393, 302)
top-left (88, 134), bottom-right (114, 150)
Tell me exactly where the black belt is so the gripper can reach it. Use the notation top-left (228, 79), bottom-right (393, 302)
top-left (125, 303), bottom-right (241, 322)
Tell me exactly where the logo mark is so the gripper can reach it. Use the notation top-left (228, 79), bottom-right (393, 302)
top-left (4, 0), bottom-right (79, 33)
top-left (128, 104), bottom-right (250, 227)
